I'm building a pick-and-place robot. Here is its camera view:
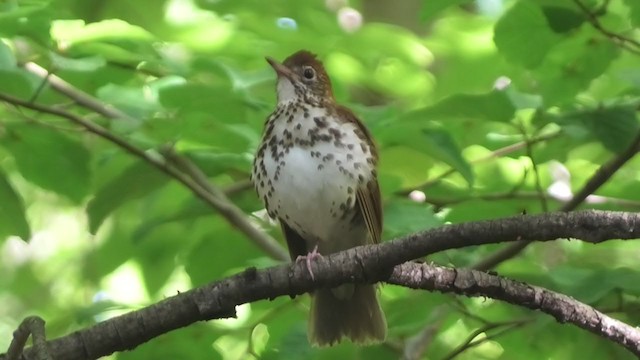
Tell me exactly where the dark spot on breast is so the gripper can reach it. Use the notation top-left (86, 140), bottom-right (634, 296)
top-left (317, 164), bottom-right (324, 170)
top-left (328, 128), bottom-right (341, 139)
top-left (296, 123), bottom-right (302, 130)
top-left (347, 144), bottom-right (354, 150)
top-left (346, 154), bottom-right (353, 161)
top-left (313, 117), bottom-right (327, 128)
top-left (323, 153), bottom-right (334, 162)
top-left (360, 143), bottom-right (368, 153)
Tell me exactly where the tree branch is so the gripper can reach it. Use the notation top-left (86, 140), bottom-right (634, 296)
top-left (3, 210), bottom-right (640, 359)
top-left (6, 317), bottom-right (51, 360)
top-left (573, 0), bottom-right (640, 55)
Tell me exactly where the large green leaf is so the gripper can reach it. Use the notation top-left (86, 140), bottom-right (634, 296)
top-left (184, 219), bottom-right (262, 286)
top-left (1, 124), bottom-right (91, 203)
top-left (378, 124), bottom-right (473, 185)
top-left (494, 1), bottom-right (560, 69)
top-left (541, 6), bottom-right (585, 33)
top-left (0, 168), bottom-right (30, 241)
top-left (87, 161), bottom-right (170, 233)
top-left (535, 34), bottom-right (620, 104)
top-left (405, 90), bottom-right (516, 123)
top-left (554, 105), bottom-right (639, 153)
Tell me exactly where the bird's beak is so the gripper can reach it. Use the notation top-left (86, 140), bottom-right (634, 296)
top-left (266, 56), bottom-right (296, 81)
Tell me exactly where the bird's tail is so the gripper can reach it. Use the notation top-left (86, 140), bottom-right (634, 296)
top-left (308, 284), bottom-right (386, 346)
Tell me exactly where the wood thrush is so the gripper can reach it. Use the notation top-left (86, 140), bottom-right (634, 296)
top-left (252, 50), bottom-right (386, 346)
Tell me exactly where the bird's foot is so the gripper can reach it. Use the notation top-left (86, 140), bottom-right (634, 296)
top-left (295, 245), bottom-right (323, 280)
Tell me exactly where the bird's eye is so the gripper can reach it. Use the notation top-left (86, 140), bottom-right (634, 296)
top-left (302, 67), bottom-right (315, 80)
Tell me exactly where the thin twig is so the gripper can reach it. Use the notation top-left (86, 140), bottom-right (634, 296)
top-left (22, 62), bottom-right (136, 121)
top-left (0, 92), bottom-right (289, 261)
top-left (573, 0), bottom-right (640, 55)
top-left (472, 130), bottom-right (640, 270)
top-left (397, 131), bottom-right (561, 195)
top-left (440, 319), bottom-right (531, 360)
top-left (403, 306), bottom-right (448, 360)
top-left (223, 179), bottom-right (254, 196)
top-left (520, 124), bottom-right (548, 212)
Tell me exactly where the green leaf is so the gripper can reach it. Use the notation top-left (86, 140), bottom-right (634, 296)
top-left (494, 1), bottom-right (560, 68)
top-left (185, 220), bottom-right (262, 286)
top-left (379, 124), bottom-right (473, 185)
top-left (535, 35), bottom-right (620, 104)
top-left (1, 124), bottom-right (91, 203)
top-left (87, 161), bottom-right (170, 233)
top-left (560, 105), bottom-right (639, 153)
top-left (0, 168), bottom-right (30, 240)
top-left (0, 3), bottom-right (52, 44)
top-left (0, 69), bottom-right (35, 99)
top-left (51, 19), bottom-right (155, 45)
top-left (406, 91), bottom-right (516, 122)
top-left (421, 127), bottom-right (473, 184)
top-left (420, 0), bottom-right (473, 22)
top-left (383, 200), bottom-right (441, 238)
top-left (49, 53), bottom-right (106, 72)
top-left (97, 83), bottom-right (161, 119)
top-left (624, 0), bottom-right (640, 27)
top-left (541, 6), bottom-right (585, 33)
top-left (157, 82), bottom-right (255, 150)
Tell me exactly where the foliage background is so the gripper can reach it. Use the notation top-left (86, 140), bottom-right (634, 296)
top-left (0, 0), bottom-right (639, 358)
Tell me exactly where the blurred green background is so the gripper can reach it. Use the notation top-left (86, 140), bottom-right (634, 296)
top-left (0, 0), bottom-right (639, 358)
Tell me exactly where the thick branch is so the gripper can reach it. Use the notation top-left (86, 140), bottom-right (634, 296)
top-left (390, 263), bottom-right (640, 356)
top-left (4, 210), bottom-right (640, 359)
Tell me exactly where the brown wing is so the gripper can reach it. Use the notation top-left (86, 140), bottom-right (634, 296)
top-left (336, 105), bottom-right (383, 244)
top-left (356, 180), bottom-right (383, 244)
top-left (280, 220), bottom-right (309, 260)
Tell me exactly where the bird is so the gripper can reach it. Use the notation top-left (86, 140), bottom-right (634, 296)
top-left (251, 50), bottom-right (386, 346)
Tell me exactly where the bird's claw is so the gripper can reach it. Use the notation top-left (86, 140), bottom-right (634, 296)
top-left (295, 245), bottom-right (323, 280)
